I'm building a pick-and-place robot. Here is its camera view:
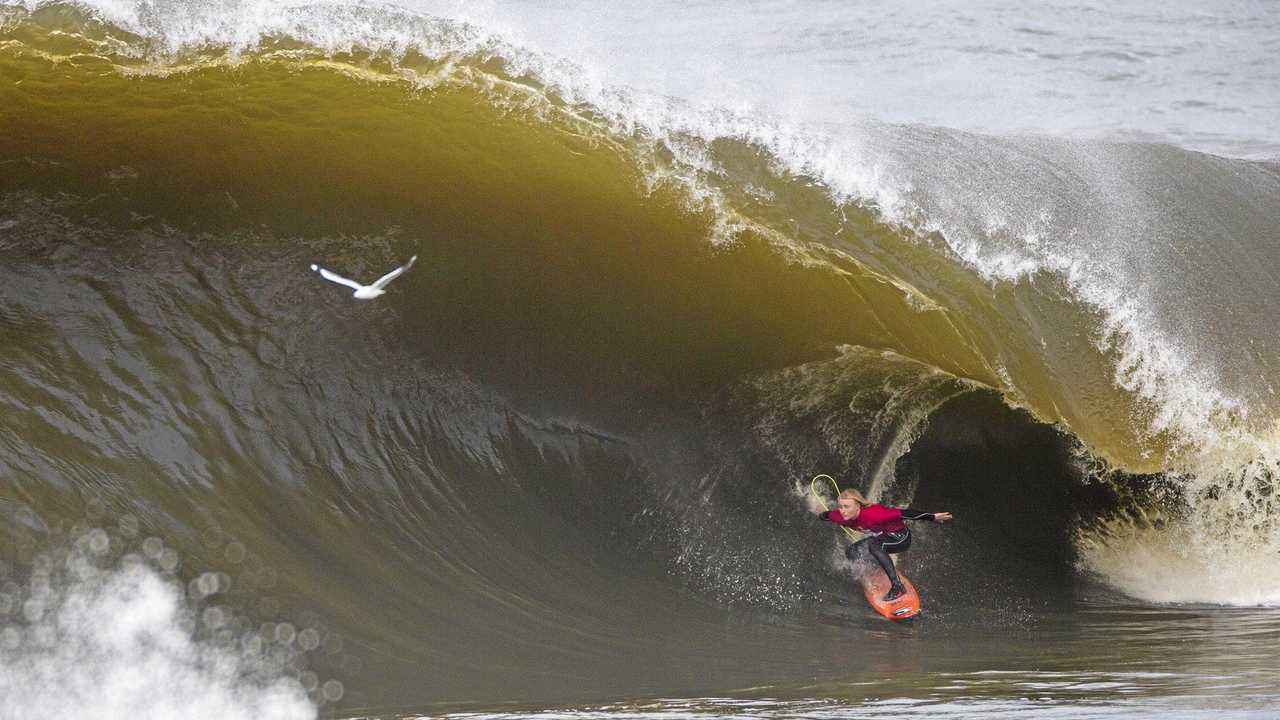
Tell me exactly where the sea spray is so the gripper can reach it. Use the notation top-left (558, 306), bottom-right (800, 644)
top-left (0, 527), bottom-right (338, 720)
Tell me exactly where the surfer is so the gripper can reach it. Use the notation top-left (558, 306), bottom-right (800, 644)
top-left (819, 488), bottom-right (953, 601)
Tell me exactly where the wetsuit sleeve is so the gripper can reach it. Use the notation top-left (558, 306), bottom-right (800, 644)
top-left (898, 508), bottom-right (938, 522)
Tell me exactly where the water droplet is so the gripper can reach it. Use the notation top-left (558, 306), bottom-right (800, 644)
top-left (321, 680), bottom-right (344, 702)
top-left (299, 671), bottom-right (319, 692)
top-left (142, 537), bottom-right (164, 559)
top-left (242, 633), bottom-right (263, 656)
top-left (159, 549), bottom-right (180, 572)
top-left (88, 529), bottom-right (110, 555)
top-left (298, 628), bottom-right (321, 651)
top-left (197, 573), bottom-right (220, 596)
top-left (224, 542), bottom-right (246, 565)
top-left (201, 527), bottom-right (224, 551)
top-left (203, 606), bottom-right (226, 629)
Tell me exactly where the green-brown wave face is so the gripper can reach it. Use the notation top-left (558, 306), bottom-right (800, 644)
top-left (3, 3), bottom-right (1280, 714)
top-left (0, 3), bottom-right (1172, 465)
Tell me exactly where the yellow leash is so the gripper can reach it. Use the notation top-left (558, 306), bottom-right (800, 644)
top-left (809, 473), bottom-right (860, 542)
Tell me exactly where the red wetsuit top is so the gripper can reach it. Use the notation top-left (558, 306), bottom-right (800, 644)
top-left (823, 504), bottom-right (935, 534)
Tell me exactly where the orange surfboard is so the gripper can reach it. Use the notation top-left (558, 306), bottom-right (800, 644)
top-left (860, 567), bottom-right (921, 620)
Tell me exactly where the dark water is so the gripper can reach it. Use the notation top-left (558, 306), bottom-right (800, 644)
top-left (2, 3), bottom-right (1279, 719)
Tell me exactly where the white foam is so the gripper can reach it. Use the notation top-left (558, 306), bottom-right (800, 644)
top-left (1079, 514), bottom-right (1280, 607)
top-left (0, 560), bottom-right (316, 720)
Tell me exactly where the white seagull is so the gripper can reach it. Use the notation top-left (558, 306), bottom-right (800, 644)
top-left (310, 256), bottom-right (417, 300)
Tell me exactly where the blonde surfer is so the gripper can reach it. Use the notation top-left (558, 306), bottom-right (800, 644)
top-left (819, 488), bottom-right (953, 601)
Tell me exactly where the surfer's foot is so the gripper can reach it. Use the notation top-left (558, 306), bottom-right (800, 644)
top-left (883, 584), bottom-right (906, 602)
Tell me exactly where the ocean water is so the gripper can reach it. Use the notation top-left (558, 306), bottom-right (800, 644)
top-left (1, 2), bottom-right (1279, 718)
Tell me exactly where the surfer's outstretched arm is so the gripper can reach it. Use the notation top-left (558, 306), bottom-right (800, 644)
top-left (819, 507), bottom-right (952, 523)
top-left (899, 509), bottom-right (953, 522)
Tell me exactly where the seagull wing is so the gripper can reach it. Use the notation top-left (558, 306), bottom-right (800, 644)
top-left (371, 255), bottom-right (417, 290)
top-left (312, 265), bottom-right (366, 291)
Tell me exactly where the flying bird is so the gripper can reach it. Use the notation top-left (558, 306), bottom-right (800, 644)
top-left (310, 256), bottom-right (417, 300)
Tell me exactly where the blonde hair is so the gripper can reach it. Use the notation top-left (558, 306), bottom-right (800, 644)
top-left (838, 488), bottom-right (868, 505)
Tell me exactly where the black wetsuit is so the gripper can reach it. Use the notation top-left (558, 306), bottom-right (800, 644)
top-left (819, 505), bottom-right (939, 594)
